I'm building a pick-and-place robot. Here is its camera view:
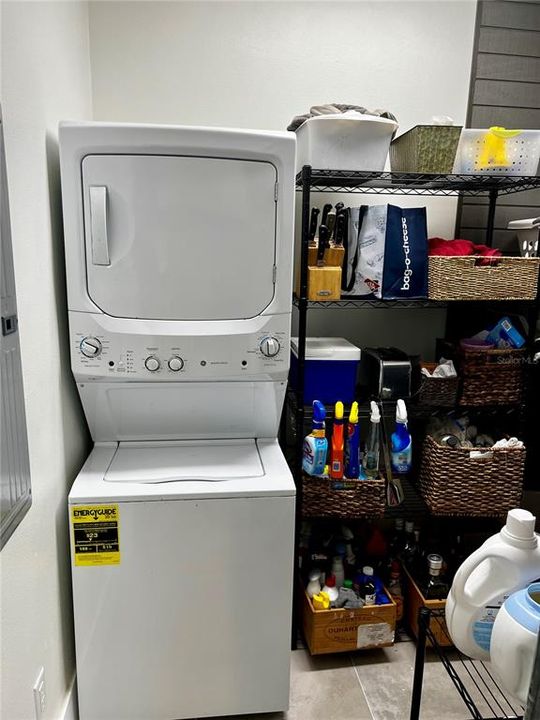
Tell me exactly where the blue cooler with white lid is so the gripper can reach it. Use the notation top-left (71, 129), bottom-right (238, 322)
top-left (290, 337), bottom-right (361, 405)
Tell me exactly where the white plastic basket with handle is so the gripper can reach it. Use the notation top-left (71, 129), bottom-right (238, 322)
top-left (453, 127), bottom-right (540, 175)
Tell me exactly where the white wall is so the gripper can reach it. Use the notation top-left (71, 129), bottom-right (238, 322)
top-left (0, 3), bottom-right (92, 719)
top-left (88, 0), bottom-right (477, 358)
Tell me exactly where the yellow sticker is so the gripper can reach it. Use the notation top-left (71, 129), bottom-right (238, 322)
top-left (71, 504), bottom-right (120, 566)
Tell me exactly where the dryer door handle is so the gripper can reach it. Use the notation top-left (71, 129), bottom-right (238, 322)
top-left (89, 186), bottom-right (110, 266)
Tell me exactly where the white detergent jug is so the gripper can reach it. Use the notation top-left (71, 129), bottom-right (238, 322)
top-left (446, 509), bottom-right (540, 660)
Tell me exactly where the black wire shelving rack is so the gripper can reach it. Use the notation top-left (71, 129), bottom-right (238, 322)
top-left (287, 165), bottom-right (540, 654)
top-left (410, 608), bottom-right (525, 720)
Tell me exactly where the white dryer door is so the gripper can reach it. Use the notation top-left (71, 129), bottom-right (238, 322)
top-left (81, 155), bottom-right (277, 320)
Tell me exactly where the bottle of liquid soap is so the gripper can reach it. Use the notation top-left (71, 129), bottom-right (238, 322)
top-left (446, 509), bottom-right (540, 660)
top-left (391, 399), bottom-right (412, 475)
top-left (330, 401), bottom-right (345, 479)
top-left (302, 400), bottom-right (328, 476)
top-left (364, 401), bottom-right (381, 478)
top-left (345, 401), bottom-right (360, 479)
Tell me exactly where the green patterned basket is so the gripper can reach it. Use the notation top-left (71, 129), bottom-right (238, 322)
top-left (390, 125), bottom-right (462, 174)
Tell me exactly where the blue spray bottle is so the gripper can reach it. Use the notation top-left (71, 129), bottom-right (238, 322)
top-left (345, 401), bottom-right (360, 479)
top-left (302, 401), bottom-right (328, 476)
top-left (391, 399), bottom-right (412, 474)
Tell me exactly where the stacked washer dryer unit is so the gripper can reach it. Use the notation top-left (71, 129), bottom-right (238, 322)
top-left (59, 122), bottom-right (296, 720)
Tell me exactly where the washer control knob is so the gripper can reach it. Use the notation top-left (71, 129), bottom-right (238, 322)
top-left (80, 337), bottom-right (102, 358)
top-left (260, 336), bottom-right (281, 358)
top-left (168, 356), bottom-right (184, 372)
top-left (144, 356), bottom-right (161, 372)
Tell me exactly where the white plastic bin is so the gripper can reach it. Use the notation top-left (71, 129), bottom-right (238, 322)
top-left (295, 112), bottom-right (398, 173)
top-left (453, 128), bottom-right (540, 175)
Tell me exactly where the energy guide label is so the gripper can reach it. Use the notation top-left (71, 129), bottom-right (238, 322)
top-left (71, 505), bottom-right (120, 566)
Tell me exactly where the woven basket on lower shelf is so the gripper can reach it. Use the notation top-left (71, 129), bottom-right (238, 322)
top-left (420, 435), bottom-right (525, 517)
top-left (458, 347), bottom-right (525, 405)
top-left (418, 363), bottom-right (459, 406)
top-left (428, 256), bottom-right (540, 301)
top-left (302, 474), bottom-right (386, 518)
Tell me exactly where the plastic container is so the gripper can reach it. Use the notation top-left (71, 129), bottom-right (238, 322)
top-left (445, 509), bottom-right (540, 660)
top-left (452, 128), bottom-right (540, 176)
top-left (306, 570), bottom-right (322, 599)
top-left (295, 112), bottom-right (398, 173)
top-left (364, 401), bottom-right (381, 478)
top-left (391, 400), bottom-right (412, 474)
top-left (491, 582), bottom-right (540, 704)
top-left (290, 337), bottom-right (361, 405)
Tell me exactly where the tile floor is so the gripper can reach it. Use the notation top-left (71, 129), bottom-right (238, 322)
top-left (211, 638), bottom-right (485, 720)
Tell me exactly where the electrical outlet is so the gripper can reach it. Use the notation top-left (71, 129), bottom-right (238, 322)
top-left (33, 667), bottom-right (46, 720)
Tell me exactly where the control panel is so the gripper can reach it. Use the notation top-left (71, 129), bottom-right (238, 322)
top-left (69, 312), bottom-right (290, 382)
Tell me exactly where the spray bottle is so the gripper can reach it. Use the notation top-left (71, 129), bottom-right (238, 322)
top-left (345, 401), bottom-right (360, 479)
top-left (302, 400), bottom-right (328, 476)
top-left (364, 401), bottom-right (381, 478)
top-left (391, 399), bottom-right (412, 474)
top-left (330, 401), bottom-right (345, 479)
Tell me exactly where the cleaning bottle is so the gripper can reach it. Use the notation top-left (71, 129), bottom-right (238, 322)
top-left (302, 400), bottom-right (328, 476)
top-left (345, 401), bottom-right (360, 479)
top-left (364, 401), bottom-right (381, 478)
top-left (446, 508), bottom-right (540, 660)
top-left (331, 555), bottom-right (346, 590)
top-left (391, 399), bottom-right (412, 474)
top-left (322, 574), bottom-right (339, 605)
top-left (330, 401), bottom-right (345, 479)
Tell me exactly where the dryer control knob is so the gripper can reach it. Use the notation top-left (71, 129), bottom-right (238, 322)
top-left (144, 356), bottom-right (161, 372)
top-left (80, 336), bottom-right (102, 358)
top-left (260, 337), bottom-right (281, 358)
top-left (168, 356), bottom-right (184, 372)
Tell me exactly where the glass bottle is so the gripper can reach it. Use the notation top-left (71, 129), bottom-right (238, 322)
top-left (423, 554), bottom-right (449, 600)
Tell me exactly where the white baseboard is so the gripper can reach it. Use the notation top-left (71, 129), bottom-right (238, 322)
top-left (60, 675), bottom-right (78, 720)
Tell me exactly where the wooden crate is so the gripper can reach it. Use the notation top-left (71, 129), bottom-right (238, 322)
top-left (404, 568), bottom-right (452, 647)
top-left (300, 585), bottom-right (396, 655)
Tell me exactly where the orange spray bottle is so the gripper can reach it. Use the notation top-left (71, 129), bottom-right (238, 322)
top-left (330, 401), bottom-right (345, 479)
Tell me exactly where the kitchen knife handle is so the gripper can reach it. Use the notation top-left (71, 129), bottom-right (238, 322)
top-left (318, 225), bottom-right (329, 264)
top-left (321, 203), bottom-right (332, 227)
top-left (335, 212), bottom-right (346, 246)
top-left (309, 207), bottom-right (320, 242)
top-left (89, 186), bottom-right (111, 266)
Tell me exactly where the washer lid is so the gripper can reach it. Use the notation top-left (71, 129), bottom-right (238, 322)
top-left (104, 440), bottom-right (264, 484)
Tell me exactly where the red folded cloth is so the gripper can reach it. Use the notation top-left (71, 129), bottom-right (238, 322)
top-left (429, 237), bottom-right (502, 258)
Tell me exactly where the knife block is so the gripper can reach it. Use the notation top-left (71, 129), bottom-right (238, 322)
top-left (295, 242), bottom-right (344, 301)
top-left (307, 242), bottom-right (345, 268)
top-left (305, 266), bottom-right (342, 301)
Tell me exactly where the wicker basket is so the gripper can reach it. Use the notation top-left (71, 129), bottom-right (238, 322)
top-left (301, 474), bottom-right (386, 518)
top-left (428, 256), bottom-right (540, 301)
top-left (420, 435), bottom-right (525, 517)
top-left (418, 363), bottom-right (459, 406)
top-left (458, 347), bottom-right (525, 406)
top-left (390, 125), bottom-right (463, 174)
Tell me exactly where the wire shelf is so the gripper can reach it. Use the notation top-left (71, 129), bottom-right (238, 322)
top-left (295, 170), bottom-right (540, 196)
top-left (418, 610), bottom-right (524, 720)
top-left (292, 295), bottom-right (447, 310)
